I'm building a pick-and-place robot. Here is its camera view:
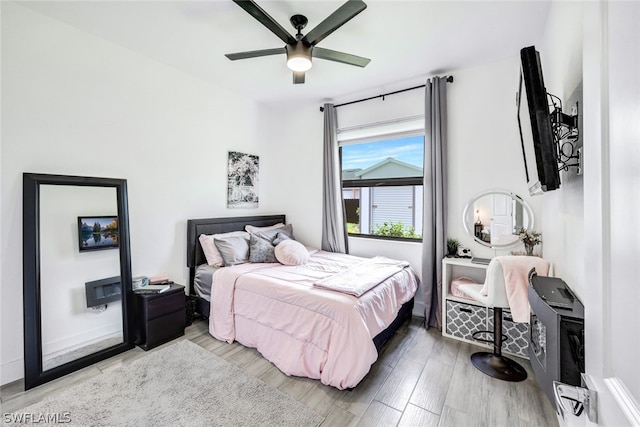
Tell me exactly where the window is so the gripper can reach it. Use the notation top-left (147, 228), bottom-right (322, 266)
top-left (339, 117), bottom-right (424, 240)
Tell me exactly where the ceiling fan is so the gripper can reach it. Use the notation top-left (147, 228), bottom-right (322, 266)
top-left (225, 0), bottom-right (371, 84)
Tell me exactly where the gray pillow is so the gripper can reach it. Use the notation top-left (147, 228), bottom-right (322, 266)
top-left (249, 234), bottom-right (278, 263)
top-left (213, 234), bottom-right (250, 266)
top-left (253, 224), bottom-right (294, 243)
top-left (273, 232), bottom-right (291, 245)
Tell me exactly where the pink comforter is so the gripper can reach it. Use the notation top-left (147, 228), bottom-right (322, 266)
top-left (209, 249), bottom-right (419, 389)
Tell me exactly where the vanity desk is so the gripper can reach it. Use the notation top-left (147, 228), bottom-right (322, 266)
top-left (442, 189), bottom-right (537, 359)
top-left (441, 257), bottom-right (530, 358)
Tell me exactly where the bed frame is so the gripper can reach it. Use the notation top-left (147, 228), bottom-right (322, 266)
top-left (186, 214), bottom-right (414, 352)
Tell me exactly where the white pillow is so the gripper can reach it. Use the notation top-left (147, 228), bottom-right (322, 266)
top-left (245, 223), bottom-right (285, 234)
top-left (199, 231), bottom-right (248, 267)
top-left (274, 240), bottom-right (309, 266)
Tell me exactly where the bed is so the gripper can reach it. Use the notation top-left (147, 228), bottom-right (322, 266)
top-left (186, 215), bottom-right (418, 389)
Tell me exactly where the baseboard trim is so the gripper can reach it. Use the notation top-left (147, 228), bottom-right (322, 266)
top-left (42, 322), bottom-right (121, 357)
top-left (605, 377), bottom-right (640, 426)
top-left (1, 358), bottom-right (24, 386)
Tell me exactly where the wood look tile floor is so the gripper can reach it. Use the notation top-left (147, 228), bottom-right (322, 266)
top-left (1, 317), bottom-right (559, 427)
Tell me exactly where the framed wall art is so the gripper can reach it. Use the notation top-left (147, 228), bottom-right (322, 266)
top-left (227, 151), bottom-right (259, 208)
top-left (78, 215), bottom-right (119, 252)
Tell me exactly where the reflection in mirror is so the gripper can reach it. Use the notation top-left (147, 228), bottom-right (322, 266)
top-left (23, 173), bottom-right (133, 390)
top-left (39, 185), bottom-right (123, 371)
top-left (462, 190), bottom-right (534, 249)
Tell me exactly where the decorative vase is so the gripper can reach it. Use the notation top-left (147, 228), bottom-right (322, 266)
top-left (525, 244), bottom-right (535, 256)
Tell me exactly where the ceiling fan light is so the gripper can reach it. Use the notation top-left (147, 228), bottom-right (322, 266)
top-left (287, 56), bottom-right (312, 72)
top-left (286, 43), bottom-right (312, 72)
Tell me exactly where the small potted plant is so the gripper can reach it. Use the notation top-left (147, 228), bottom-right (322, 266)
top-left (518, 228), bottom-right (542, 256)
top-left (446, 238), bottom-right (460, 257)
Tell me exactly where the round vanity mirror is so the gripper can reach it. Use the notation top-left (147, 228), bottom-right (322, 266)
top-left (462, 190), bottom-right (534, 249)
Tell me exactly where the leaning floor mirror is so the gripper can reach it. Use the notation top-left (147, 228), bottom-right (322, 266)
top-left (23, 173), bottom-right (134, 390)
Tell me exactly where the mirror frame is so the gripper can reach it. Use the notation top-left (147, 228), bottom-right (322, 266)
top-left (23, 173), bottom-right (134, 390)
top-left (462, 189), bottom-right (534, 249)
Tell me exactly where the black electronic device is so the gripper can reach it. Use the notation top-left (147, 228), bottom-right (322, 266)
top-left (530, 274), bottom-right (576, 310)
top-left (517, 46), bottom-right (562, 196)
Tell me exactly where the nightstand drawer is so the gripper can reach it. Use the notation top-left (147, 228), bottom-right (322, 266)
top-left (146, 292), bottom-right (185, 320)
top-left (144, 310), bottom-right (185, 349)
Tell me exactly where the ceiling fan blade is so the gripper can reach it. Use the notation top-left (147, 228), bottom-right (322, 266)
top-left (313, 47), bottom-right (370, 67)
top-left (233, 0), bottom-right (296, 45)
top-left (225, 47), bottom-right (286, 61)
top-left (293, 71), bottom-right (305, 84)
top-left (302, 0), bottom-right (367, 46)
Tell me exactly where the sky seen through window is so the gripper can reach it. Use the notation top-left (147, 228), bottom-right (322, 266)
top-left (341, 136), bottom-right (424, 171)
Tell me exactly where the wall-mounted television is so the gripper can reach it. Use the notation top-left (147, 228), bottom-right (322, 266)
top-left (517, 46), bottom-right (561, 196)
top-left (78, 215), bottom-right (119, 252)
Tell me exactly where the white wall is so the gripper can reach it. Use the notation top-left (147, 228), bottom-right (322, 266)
top-left (539, 1), bottom-right (585, 296)
top-left (264, 56), bottom-right (546, 317)
top-left (39, 186), bottom-right (121, 358)
top-left (258, 103), bottom-right (324, 248)
top-left (581, 2), bottom-right (640, 423)
top-left (446, 57), bottom-right (543, 259)
top-left (541, 2), bottom-right (640, 421)
top-left (0, 3), bottom-right (277, 384)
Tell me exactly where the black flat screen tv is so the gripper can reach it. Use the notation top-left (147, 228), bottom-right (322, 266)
top-left (517, 46), bottom-right (560, 196)
top-left (78, 215), bottom-right (119, 252)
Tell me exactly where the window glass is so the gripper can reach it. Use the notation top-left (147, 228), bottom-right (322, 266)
top-left (341, 135), bottom-right (424, 240)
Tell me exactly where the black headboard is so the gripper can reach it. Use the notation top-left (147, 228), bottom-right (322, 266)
top-left (186, 214), bottom-right (286, 294)
top-left (186, 214), bottom-right (286, 268)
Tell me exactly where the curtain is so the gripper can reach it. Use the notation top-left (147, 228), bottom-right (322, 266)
top-left (422, 77), bottom-right (448, 329)
top-left (321, 103), bottom-right (349, 253)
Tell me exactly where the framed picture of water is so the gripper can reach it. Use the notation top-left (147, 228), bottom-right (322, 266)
top-left (77, 216), bottom-right (119, 252)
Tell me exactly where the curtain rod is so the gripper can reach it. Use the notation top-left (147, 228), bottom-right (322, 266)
top-left (319, 76), bottom-right (453, 112)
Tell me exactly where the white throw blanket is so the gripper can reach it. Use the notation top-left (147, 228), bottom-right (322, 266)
top-left (313, 256), bottom-right (410, 297)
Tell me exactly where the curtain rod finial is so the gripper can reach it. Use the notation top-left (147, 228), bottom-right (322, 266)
top-left (447, 76), bottom-right (454, 83)
top-left (320, 106), bottom-right (325, 112)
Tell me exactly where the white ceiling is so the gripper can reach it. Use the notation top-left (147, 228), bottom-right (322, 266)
top-left (19, 0), bottom-right (552, 106)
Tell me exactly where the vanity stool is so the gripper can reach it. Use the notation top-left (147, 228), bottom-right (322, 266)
top-left (458, 256), bottom-right (550, 382)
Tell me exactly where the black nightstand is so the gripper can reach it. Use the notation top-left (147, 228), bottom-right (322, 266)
top-left (134, 283), bottom-right (185, 351)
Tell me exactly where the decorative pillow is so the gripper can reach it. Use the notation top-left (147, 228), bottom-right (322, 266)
top-left (199, 231), bottom-right (248, 267)
top-left (274, 240), bottom-right (309, 266)
top-left (213, 234), bottom-right (250, 266)
top-left (253, 224), bottom-right (294, 244)
top-left (249, 234), bottom-right (278, 263)
top-left (272, 232), bottom-right (291, 245)
top-left (245, 223), bottom-right (285, 234)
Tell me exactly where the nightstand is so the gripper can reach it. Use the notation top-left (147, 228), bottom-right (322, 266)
top-left (134, 283), bottom-right (185, 351)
